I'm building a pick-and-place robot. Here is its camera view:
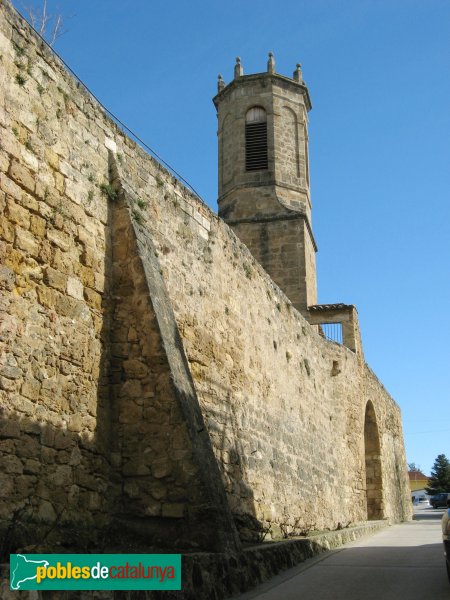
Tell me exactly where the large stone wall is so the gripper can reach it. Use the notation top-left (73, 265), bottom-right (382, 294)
top-left (0, 0), bottom-right (411, 557)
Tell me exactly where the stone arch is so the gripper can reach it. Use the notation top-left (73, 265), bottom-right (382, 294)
top-left (364, 401), bottom-right (384, 519)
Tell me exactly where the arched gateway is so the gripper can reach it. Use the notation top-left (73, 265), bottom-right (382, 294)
top-left (364, 401), bottom-right (384, 519)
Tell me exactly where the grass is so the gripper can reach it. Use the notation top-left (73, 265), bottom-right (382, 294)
top-left (98, 183), bottom-right (118, 201)
top-left (243, 262), bottom-right (252, 279)
top-left (15, 74), bottom-right (27, 87)
top-left (13, 43), bottom-right (25, 58)
top-left (132, 209), bottom-right (143, 224)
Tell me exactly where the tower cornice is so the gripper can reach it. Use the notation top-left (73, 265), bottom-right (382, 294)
top-left (213, 72), bottom-right (312, 112)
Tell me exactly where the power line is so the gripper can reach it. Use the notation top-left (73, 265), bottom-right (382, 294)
top-left (406, 428), bottom-right (450, 435)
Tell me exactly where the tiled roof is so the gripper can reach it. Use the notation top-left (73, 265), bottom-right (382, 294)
top-left (408, 470), bottom-right (429, 480)
top-left (309, 303), bottom-right (354, 311)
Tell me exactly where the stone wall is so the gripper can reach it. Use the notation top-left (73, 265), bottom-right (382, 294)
top-left (0, 0), bottom-right (411, 557)
top-left (0, 0), bottom-right (115, 551)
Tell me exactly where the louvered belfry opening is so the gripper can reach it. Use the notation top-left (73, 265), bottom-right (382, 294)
top-left (245, 106), bottom-right (268, 171)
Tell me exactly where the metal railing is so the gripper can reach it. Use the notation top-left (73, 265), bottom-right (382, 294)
top-left (320, 322), bottom-right (343, 345)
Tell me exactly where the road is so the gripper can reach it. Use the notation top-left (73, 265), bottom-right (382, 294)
top-left (234, 506), bottom-right (449, 600)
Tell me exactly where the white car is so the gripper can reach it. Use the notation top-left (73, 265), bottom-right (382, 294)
top-left (413, 497), bottom-right (430, 507)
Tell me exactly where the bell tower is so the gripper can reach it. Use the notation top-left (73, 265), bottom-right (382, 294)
top-left (213, 54), bottom-right (317, 316)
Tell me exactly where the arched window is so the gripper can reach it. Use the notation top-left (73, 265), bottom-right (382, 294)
top-left (245, 107), bottom-right (268, 171)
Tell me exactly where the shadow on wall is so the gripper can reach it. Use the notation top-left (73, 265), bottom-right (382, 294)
top-left (0, 207), bottom-right (117, 559)
top-left (197, 373), bottom-right (282, 545)
top-left (364, 401), bottom-right (384, 521)
top-left (1, 184), bottom-right (219, 558)
top-left (0, 412), bottom-right (116, 560)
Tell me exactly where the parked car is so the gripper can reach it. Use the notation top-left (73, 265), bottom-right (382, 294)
top-left (431, 492), bottom-right (450, 508)
top-left (414, 497), bottom-right (430, 507)
top-left (442, 499), bottom-right (450, 583)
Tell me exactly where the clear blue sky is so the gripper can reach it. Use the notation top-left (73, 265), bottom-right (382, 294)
top-left (14, 0), bottom-right (450, 476)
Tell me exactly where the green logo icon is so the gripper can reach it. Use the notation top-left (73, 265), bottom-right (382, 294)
top-left (10, 554), bottom-right (181, 590)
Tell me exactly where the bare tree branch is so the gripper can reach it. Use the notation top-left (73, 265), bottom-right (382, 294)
top-left (49, 13), bottom-right (63, 45)
top-left (21, 0), bottom-right (69, 47)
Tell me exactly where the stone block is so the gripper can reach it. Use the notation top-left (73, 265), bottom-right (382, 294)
top-left (77, 264), bottom-right (95, 288)
top-left (0, 454), bottom-right (23, 474)
top-left (8, 161), bottom-right (35, 194)
top-left (37, 499), bottom-right (57, 522)
top-left (54, 171), bottom-right (65, 193)
top-left (54, 430), bottom-right (75, 450)
top-left (47, 227), bottom-right (71, 251)
top-left (6, 197), bottom-right (30, 228)
top-left (122, 359), bottom-right (148, 379)
top-left (0, 420), bottom-right (21, 439)
top-left (44, 266), bottom-right (67, 292)
top-left (67, 276), bottom-right (83, 299)
top-left (0, 265), bottom-right (16, 291)
top-left (48, 464), bottom-right (73, 486)
top-left (67, 414), bottom-right (82, 433)
top-left (119, 401), bottom-right (143, 424)
top-left (36, 284), bottom-right (57, 308)
top-left (30, 214), bottom-right (46, 238)
top-left (105, 137), bottom-right (117, 152)
top-left (0, 472), bottom-right (14, 497)
top-left (83, 287), bottom-right (102, 310)
top-left (21, 378), bottom-right (41, 400)
top-left (119, 379), bottom-right (142, 398)
top-left (23, 458), bottom-right (41, 474)
top-left (151, 457), bottom-right (172, 479)
top-left (15, 227), bottom-right (39, 256)
top-left (0, 215), bottom-right (15, 243)
top-left (162, 503), bottom-right (185, 518)
top-left (122, 461), bottom-right (150, 476)
top-left (0, 364), bottom-right (22, 379)
top-left (45, 148), bottom-right (59, 170)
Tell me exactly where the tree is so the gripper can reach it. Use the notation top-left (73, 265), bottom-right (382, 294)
top-left (425, 454), bottom-right (450, 495)
top-left (21, 0), bottom-right (67, 46)
top-left (408, 462), bottom-right (420, 471)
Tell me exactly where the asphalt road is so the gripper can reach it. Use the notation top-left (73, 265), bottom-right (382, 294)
top-left (234, 507), bottom-right (449, 600)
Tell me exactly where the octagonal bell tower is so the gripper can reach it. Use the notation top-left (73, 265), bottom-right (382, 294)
top-left (213, 54), bottom-right (317, 316)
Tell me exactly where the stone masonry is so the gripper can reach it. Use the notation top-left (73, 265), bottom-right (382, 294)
top-left (0, 0), bottom-right (412, 567)
top-left (214, 58), bottom-right (317, 316)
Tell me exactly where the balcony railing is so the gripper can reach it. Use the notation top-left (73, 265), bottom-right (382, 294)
top-left (320, 322), bottom-right (343, 345)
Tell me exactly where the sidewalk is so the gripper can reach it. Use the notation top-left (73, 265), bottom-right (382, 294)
top-left (232, 508), bottom-right (448, 600)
